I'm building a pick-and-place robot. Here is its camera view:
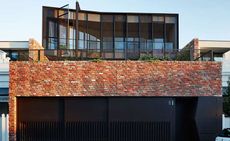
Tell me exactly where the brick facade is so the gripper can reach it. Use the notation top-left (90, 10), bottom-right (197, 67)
top-left (9, 61), bottom-right (221, 141)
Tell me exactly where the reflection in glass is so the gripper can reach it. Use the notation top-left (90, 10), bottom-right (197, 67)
top-left (115, 15), bottom-right (126, 59)
top-left (102, 15), bottom-right (113, 58)
top-left (140, 16), bottom-right (152, 55)
top-left (166, 16), bottom-right (177, 51)
top-left (127, 15), bottom-right (139, 59)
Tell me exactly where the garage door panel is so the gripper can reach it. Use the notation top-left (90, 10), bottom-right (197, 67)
top-left (65, 98), bottom-right (107, 121)
top-left (17, 98), bottom-right (60, 121)
top-left (109, 98), bottom-right (174, 121)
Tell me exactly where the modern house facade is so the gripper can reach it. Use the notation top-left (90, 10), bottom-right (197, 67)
top-left (8, 3), bottom-right (222, 141)
top-left (42, 3), bottom-right (178, 60)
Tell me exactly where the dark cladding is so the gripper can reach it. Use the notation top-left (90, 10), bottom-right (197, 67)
top-left (42, 2), bottom-right (178, 60)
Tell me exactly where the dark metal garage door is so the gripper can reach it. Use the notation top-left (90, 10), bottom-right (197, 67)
top-left (17, 97), bottom-right (175, 141)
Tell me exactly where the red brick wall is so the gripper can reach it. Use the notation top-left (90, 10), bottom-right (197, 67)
top-left (9, 61), bottom-right (221, 141)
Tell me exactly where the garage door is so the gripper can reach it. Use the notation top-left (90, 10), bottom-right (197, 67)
top-left (17, 97), bottom-right (175, 141)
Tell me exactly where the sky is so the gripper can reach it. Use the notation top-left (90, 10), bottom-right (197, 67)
top-left (0, 0), bottom-right (230, 48)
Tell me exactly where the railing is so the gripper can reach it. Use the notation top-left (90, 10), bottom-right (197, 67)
top-left (6, 48), bottom-right (221, 61)
top-left (0, 114), bottom-right (9, 141)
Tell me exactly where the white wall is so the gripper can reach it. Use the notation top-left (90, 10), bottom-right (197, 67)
top-left (0, 114), bottom-right (9, 141)
top-left (0, 50), bottom-right (9, 102)
top-left (222, 51), bottom-right (230, 89)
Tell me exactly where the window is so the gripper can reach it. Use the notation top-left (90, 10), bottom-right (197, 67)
top-left (87, 14), bottom-right (101, 58)
top-left (0, 88), bottom-right (8, 96)
top-left (153, 16), bottom-right (164, 51)
top-left (48, 21), bottom-right (58, 49)
top-left (140, 16), bottom-right (152, 54)
top-left (114, 15), bottom-right (126, 59)
top-left (78, 13), bottom-right (87, 50)
top-left (127, 15), bottom-right (139, 59)
top-left (102, 15), bottom-right (114, 59)
top-left (165, 16), bottom-right (177, 51)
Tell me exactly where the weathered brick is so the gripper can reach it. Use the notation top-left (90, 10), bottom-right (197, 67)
top-left (9, 61), bottom-right (221, 141)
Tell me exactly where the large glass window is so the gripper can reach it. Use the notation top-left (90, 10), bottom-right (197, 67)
top-left (78, 13), bottom-right (87, 57)
top-left (127, 15), bottom-right (139, 59)
top-left (114, 15), bottom-right (126, 59)
top-left (87, 14), bottom-right (101, 58)
top-left (165, 16), bottom-right (177, 51)
top-left (140, 16), bottom-right (152, 55)
top-left (152, 16), bottom-right (164, 57)
top-left (59, 24), bottom-right (67, 49)
top-left (102, 15), bottom-right (113, 59)
top-left (48, 21), bottom-right (58, 49)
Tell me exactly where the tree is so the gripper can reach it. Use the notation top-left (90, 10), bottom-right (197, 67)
top-left (223, 77), bottom-right (230, 116)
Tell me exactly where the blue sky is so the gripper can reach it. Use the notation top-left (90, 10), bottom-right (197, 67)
top-left (0, 0), bottom-right (230, 48)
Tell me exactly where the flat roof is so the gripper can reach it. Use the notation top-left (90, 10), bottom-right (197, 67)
top-left (0, 41), bottom-right (28, 49)
top-left (43, 6), bottom-right (178, 16)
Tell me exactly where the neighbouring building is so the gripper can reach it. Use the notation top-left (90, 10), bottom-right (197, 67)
top-left (8, 2), bottom-right (222, 141)
top-left (183, 38), bottom-right (230, 94)
top-left (0, 50), bottom-right (10, 114)
top-left (0, 41), bottom-right (28, 61)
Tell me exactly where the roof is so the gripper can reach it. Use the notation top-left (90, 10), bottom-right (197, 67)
top-left (0, 41), bottom-right (28, 49)
top-left (42, 5), bottom-right (178, 16)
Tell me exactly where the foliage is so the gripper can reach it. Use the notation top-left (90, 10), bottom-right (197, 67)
top-left (139, 54), bottom-right (171, 61)
top-left (175, 50), bottom-right (191, 61)
top-left (224, 77), bottom-right (230, 116)
top-left (91, 58), bottom-right (103, 62)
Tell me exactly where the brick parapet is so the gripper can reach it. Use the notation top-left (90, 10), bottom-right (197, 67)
top-left (9, 61), bottom-right (222, 141)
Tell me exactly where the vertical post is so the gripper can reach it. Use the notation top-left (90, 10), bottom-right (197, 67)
top-left (211, 50), bottom-right (214, 61)
top-left (163, 16), bottom-right (166, 59)
top-left (6, 114), bottom-right (8, 141)
top-left (75, 2), bottom-right (79, 57)
top-left (38, 50), bottom-right (41, 61)
top-left (125, 14), bottom-right (128, 60)
top-left (100, 15), bottom-right (103, 58)
top-left (138, 15), bottom-right (141, 59)
top-left (1, 114), bottom-right (6, 141)
top-left (113, 15), bottom-right (115, 59)
top-left (0, 114), bottom-right (2, 141)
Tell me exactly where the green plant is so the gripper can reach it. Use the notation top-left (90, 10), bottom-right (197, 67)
top-left (175, 50), bottom-right (191, 61)
top-left (139, 54), bottom-right (160, 62)
top-left (91, 58), bottom-right (103, 62)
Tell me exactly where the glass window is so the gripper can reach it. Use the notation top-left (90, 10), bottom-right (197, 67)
top-left (153, 18), bottom-right (164, 57)
top-left (78, 13), bottom-right (86, 21)
top-left (11, 52), bottom-right (19, 61)
top-left (48, 21), bottom-right (58, 49)
top-left (88, 14), bottom-right (100, 22)
top-left (114, 15), bottom-right (126, 59)
top-left (49, 21), bottom-right (57, 37)
top-left (0, 88), bottom-right (9, 95)
top-left (127, 15), bottom-right (139, 23)
top-left (87, 14), bottom-right (101, 58)
top-left (127, 15), bottom-right (139, 59)
top-left (78, 13), bottom-right (87, 50)
top-left (152, 16), bottom-right (164, 22)
top-left (165, 16), bottom-right (177, 51)
top-left (102, 15), bottom-right (113, 59)
top-left (59, 24), bottom-right (67, 49)
top-left (165, 17), bottom-right (176, 23)
top-left (140, 16), bottom-right (152, 54)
